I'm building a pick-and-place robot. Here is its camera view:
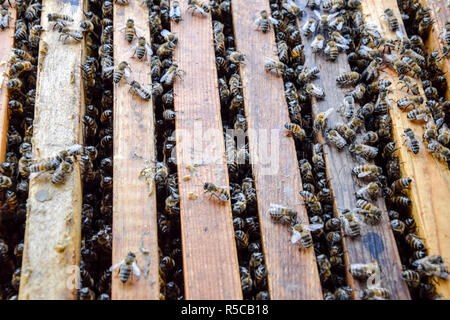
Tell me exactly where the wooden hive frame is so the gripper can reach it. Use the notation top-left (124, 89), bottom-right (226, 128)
top-left (18, 0), bottom-right (86, 299)
top-left (361, 0), bottom-right (450, 299)
top-left (294, 1), bottom-right (410, 299)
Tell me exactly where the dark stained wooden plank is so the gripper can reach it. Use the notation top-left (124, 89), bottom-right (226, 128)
top-left (297, 1), bottom-right (411, 300)
top-left (111, 1), bottom-right (159, 300)
top-left (231, 0), bottom-right (323, 300)
top-left (361, 0), bottom-right (450, 299)
top-left (171, 1), bottom-right (242, 300)
top-left (18, 0), bottom-right (86, 300)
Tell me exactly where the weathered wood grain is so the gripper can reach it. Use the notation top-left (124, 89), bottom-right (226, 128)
top-left (231, 0), bottom-right (323, 300)
top-left (170, 1), bottom-right (242, 300)
top-left (18, 0), bottom-right (85, 300)
top-left (297, 1), bottom-right (411, 299)
top-left (419, 0), bottom-right (450, 99)
top-left (0, 5), bottom-right (16, 161)
top-left (361, 0), bottom-right (450, 299)
top-left (111, 1), bottom-right (159, 300)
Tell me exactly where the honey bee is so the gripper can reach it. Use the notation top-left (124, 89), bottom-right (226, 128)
top-left (391, 178), bottom-right (412, 194)
top-left (390, 195), bottom-right (412, 207)
top-left (129, 80), bottom-right (152, 100)
top-left (161, 29), bottom-right (178, 44)
top-left (356, 103), bottom-right (374, 120)
top-left (121, 19), bottom-right (139, 43)
top-left (361, 58), bottom-right (383, 82)
top-left (110, 252), bottom-right (141, 283)
top-left (235, 230), bottom-right (249, 249)
top-left (58, 27), bottom-right (83, 44)
top-left (187, 0), bottom-right (209, 15)
top-left (131, 37), bottom-right (152, 61)
top-left (356, 182), bottom-right (381, 201)
top-left (169, 1), bottom-right (182, 23)
top-left (204, 182), bottom-right (229, 202)
top-left (427, 139), bottom-right (450, 162)
top-left (302, 18), bottom-right (317, 37)
top-left (349, 143), bottom-right (378, 161)
top-left (360, 287), bottom-right (390, 300)
top-left (14, 19), bottom-right (27, 41)
top-left (438, 124), bottom-right (450, 145)
top-left (284, 123), bottom-right (305, 140)
top-left (326, 129), bottom-right (347, 150)
top-left (104, 61), bottom-right (131, 84)
top-left (0, 7), bottom-right (9, 30)
top-left (403, 128), bottom-right (420, 154)
top-left (52, 159), bottom-right (74, 184)
top-left (160, 64), bottom-right (184, 86)
top-left (362, 131), bottom-right (379, 145)
top-left (163, 109), bottom-right (176, 121)
top-left (382, 8), bottom-right (399, 32)
top-left (401, 270), bottom-right (421, 288)
top-left (418, 17), bottom-right (434, 38)
top-left (341, 209), bottom-right (361, 238)
top-left (264, 58), bottom-right (286, 77)
top-left (405, 233), bottom-right (425, 250)
top-left (356, 199), bottom-right (381, 216)
top-left (324, 41), bottom-right (339, 61)
top-left (397, 96), bottom-right (423, 111)
top-left (349, 84), bottom-right (366, 101)
top-left (232, 192), bottom-right (247, 215)
top-left (268, 203), bottom-right (297, 224)
top-left (305, 83), bottom-right (325, 99)
top-left (297, 66), bottom-right (320, 84)
top-left (339, 95), bottom-right (356, 119)
top-left (255, 10), bottom-right (279, 33)
top-left (336, 71), bottom-right (360, 86)
top-left (10, 48), bottom-right (35, 64)
top-left (313, 108), bottom-right (333, 132)
top-left (321, 0), bottom-right (345, 11)
top-left (28, 159), bottom-right (60, 173)
top-left (316, 254), bottom-right (332, 280)
top-left (299, 190), bottom-right (322, 214)
top-left (48, 13), bottom-right (74, 30)
top-left (311, 35), bottom-right (325, 53)
top-left (6, 78), bottom-right (22, 90)
top-left (350, 261), bottom-right (379, 279)
top-left (291, 44), bottom-right (304, 62)
top-left (291, 222), bottom-right (323, 249)
top-left (398, 75), bottom-right (419, 95)
top-left (440, 22), bottom-right (450, 47)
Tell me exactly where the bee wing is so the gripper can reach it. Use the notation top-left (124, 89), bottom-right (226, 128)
top-left (124, 67), bottom-right (131, 79)
top-left (110, 259), bottom-right (125, 271)
top-left (254, 17), bottom-right (262, 27)
top-left (269, 17), bottom-right (280, 26)
top-left (307, 223), bottom-right (324, 232)
top-left (145, 43), bottom-right (153, 59)
top-left (313, 10), bottom-right (322, 19)
top-left (134, 25), bottom-right (145, 38)
top-left (130, 42), bottom-right (139, 51)
top-left (194, 4), bottom-right (206, 14)
top-left (161, 29), bottom-right (171, 39)
top-left (324, 44), bottom-right (330, 54)
top-left (269, 203), bottom-right (286, 209)
top-left (132, 261), bottom-right (141, 279)
top-left (335, 43), bottom-right (349, 51)
top-left (159, 69), bottom-right (170, 84)
top-left (327, 12), bottom-right (340, 22)
top-left (291, 229), bottom-right (302, 244)
top-left (67, 144), bottom-right (82, 155)
top-left (323, 107), bottom-right (334, 118)
top-left (103, 66), bottom-right (115, 72)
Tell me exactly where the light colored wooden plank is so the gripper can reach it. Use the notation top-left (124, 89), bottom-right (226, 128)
top-left (111, 1), bottom-right (159, 300)
top-left (0, 5), bottom-right (16, 161)
top-left (18, 0), bottom-right (86, 300)
top-left (296, 2), bottom-right (410, 300)
top-left (361, 0), bottom-right (450, 299)
top-left (231, 0), bottom-right (322, 300)
top-left (419, 0), bottom-right (450, 99)
top-left (171, 1), bottom-right (242, 300)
